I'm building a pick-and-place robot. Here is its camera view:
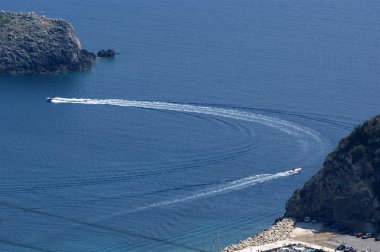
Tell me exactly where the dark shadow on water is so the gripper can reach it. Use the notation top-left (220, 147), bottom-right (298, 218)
top-left (0, 200), bottom-right (209, 252)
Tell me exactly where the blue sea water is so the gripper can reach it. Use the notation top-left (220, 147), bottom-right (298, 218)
top-left (1, 1), bottom-right (380, 251)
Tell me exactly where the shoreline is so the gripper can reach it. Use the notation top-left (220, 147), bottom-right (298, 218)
top-left (223, 220), bottom-right (380, 252)
top-left (223, 218), bottom-right (295, 252)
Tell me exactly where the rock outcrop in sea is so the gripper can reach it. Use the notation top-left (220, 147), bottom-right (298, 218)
top-left (0, 12), bottom-right (96, 74)
top-left (285, 115), bottom-right (380, 232)
top-left (97, 49), bottom-right (116, 58)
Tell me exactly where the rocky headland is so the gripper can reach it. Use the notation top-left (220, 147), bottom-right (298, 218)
top-left (0, 11), bottom-right (96, 74)
top-left (224, 115), bottom-right (379, 251)
top-left (285, 115), bottom-right (380, 232)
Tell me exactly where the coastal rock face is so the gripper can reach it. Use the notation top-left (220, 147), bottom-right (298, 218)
top-left (285, 115), bottom-right (380, 232)
top-left (0, 12), bottom-right (95, 74)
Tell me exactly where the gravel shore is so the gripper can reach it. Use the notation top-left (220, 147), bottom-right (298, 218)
top-left (223, 218), bottom-right (295, 252)
top-left (224, 221), bottom-right (380, 252)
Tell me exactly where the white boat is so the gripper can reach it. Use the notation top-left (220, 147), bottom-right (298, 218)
top-left (290, 167), bottom-right (302, 174)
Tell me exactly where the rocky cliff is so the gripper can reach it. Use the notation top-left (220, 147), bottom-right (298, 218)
top-left (285, 115), bottom-right (380, 232)
top-left (0, 12), bottom-right (95, 74)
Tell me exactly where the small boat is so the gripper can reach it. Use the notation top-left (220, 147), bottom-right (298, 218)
top-left (290, 167), bottom-right (302, 173)
top-left (46, 97), bottom-right (54, 102)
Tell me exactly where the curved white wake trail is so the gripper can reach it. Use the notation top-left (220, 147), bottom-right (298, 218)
top-left (50, 97), bottom-right (322, 141)
top-left (107, 170), bottom-right (296, 217)
top-left (49, 97), bottom-right (320, 219)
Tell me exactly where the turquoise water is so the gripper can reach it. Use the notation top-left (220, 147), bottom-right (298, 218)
top-left (1, 1), bottom-right (379, 251)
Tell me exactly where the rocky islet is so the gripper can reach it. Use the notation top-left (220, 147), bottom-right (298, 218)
top-left (0, 12), bottom-right (117, 74)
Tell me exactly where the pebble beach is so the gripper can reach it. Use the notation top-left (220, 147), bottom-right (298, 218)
top-left (223, 220), bottom-right (380, 252)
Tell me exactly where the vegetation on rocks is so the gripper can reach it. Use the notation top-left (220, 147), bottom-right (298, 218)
top-left (0, 13), bottom-right (11, 26)
top-left (285, 115), bottom-right (380, 232)
top-left (0, 12), bottom-right (95, 74)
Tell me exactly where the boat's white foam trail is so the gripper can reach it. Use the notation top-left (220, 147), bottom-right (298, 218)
top-left (50, 97), bottom-right (323, 218)
top-left (50, 97), bottom-right (322, 142)
top-left (108, 170), bottom-right (297, 217)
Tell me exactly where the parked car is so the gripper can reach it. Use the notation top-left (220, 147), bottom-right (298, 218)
top-left (375, 234), bottom-right (380, 241)
top-left (336, 245), bottom-right (346, 251)
top-left (362, 232), bottom-right (374, 239)
top-left (355, 232), bottom-right (364, 238)
top-left (344, 246), bottom-right (355, 252)
top-left (305, 249), bottom-right (316, 252)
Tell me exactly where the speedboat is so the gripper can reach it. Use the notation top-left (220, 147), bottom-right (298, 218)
top-left (290, 167), bottom-right (302, 173)
top-left (46, 97), bottom-right (54, 102)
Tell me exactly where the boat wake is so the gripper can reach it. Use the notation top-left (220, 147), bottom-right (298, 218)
top-left (49, 97), bottom-right (323, 142)
top-left (48, 97), bottom-right (323, 219)
top-left (105, 169), bottom-right (298, 217)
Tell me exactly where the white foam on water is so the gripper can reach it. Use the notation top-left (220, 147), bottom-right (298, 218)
top-left (103, 169), bottom-right (298, 218)
top-left (50, 97), bottom-right (323, 142)
top-left (50, 97), bottom-right (324, 217)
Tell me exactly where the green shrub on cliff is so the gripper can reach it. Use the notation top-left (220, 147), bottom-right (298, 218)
top-left (350, 144), bottom-right (366, 162)
top-left (0, 14), bottom-right (10, 27)
top-left (343, 116), bottom-right (380, 164)
top-left (285, 114), bottom-right (380, 231)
